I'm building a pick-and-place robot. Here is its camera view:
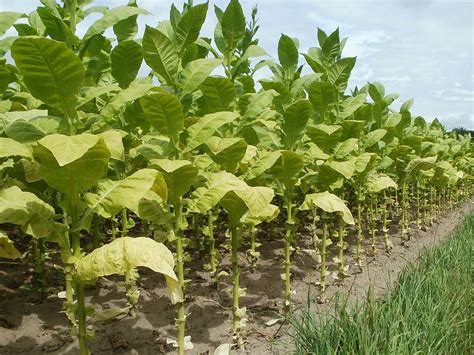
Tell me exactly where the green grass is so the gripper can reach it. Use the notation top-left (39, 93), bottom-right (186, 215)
top-left (290, 212), bottom-right (474, 355)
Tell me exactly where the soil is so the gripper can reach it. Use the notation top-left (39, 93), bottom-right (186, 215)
top-left (0, 200), bottom-right (472, 355)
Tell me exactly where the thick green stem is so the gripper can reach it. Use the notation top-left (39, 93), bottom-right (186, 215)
top-left (283, 193), bottom-right (293, 314)
top-left (121, 209), bottom-right (128, 237)
top-left (208, 211), bottom-right (216, 274)
top-left (249, 227), bottom-right (258, 272)
top-left (355, 190), bottom-right (363, 265)
top-left (70, 199), bottom-right (89, 355)
top-left (121, 209), bottom-right (137, 314)
top-left (64, 263), bottom-right (75, 323)
top-left (319, 212), bottom-right (328, 297)
top-left (62, 212), bottom-right (75, 324)
top-left (401, 181), bottom-right (409, 243)
top-left (336, 215), bottom-right (345, 278)
top-left (383, 190), bottom-right (391, 253)
top-left (369, 196), bottom-right (376, 253)
top-left (32, 237), bottom-right (46, 292)
top-left (230, 225), bottom-right (242, 339)
top-left (75, 280), bottom-right (88, 355)
top-left (68, 0), bottom-right (77, 33)
top-left (174, 201), bottom-right (185, 355)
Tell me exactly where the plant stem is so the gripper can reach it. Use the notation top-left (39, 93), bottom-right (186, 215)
top-left (68, 0), bottom-right (77, 33)
top-left (337, 215), bottom-right (345, 279)
top-left (383, 190), bottom-right (391, 253)
top-left (283, 191), bottom-right (293, 314)
top-left (32, 237), bottom-right (46, 293)
top-left (249, 227), bottom-right (258, 272)
top-left (174, 200), bottom-right (186, 355)
top-left (231, 225), bottom-right (242, 340)
top-left (370, 195), bottom-right (376, 253)
top-left (355, 188), bottom-right (363, 266)
top-left (319, 211), bottom-right (328, 298)
top-left (70, 198), bottom-right (89, 355)
top-left (208, 211), bottom-right (216, 275)
top-left (111, 218), bottom-right (117, 240)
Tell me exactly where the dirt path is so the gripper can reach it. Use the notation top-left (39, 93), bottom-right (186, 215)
top-left (0, 200), bottom-right (472, 355)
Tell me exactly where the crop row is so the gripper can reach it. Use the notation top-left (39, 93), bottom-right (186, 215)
top-left (0, 1), bottom-right (472, 354)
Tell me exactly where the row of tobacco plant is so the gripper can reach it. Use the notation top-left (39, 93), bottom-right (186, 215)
top-left (0, 0), bottom-right (472, 354)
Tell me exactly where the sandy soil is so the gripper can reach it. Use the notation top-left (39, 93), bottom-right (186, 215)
top-left (0, 200), bottom-right (472, 354)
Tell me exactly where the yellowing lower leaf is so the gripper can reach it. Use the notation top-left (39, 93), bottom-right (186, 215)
top-left (0, 232), bottom-right (21, 259)
top-left (76, 237), bottom-right (180, 304)
top-left (300, 191), bottom-right (354, 225)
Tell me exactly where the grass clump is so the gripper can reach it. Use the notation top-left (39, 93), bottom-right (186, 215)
top-left (291, 212), bottom-right (474, 354)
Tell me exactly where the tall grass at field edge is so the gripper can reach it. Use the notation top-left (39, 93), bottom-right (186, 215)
top-left (290, 212), bottom-right (474, 354)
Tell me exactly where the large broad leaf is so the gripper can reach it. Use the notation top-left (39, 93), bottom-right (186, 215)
top-left (0, 12), bottom-right (23, 37)
top-left (175, 2), bottom-right (208, 53)
top-left (244, 150), bottom-right (281, 180)
top-left (0, 137), bottom-right (32, 158)
top-left (111, 40), bottom-right (143, 89)
top-left (300, 191), bottom-right (354, 225)
top-left (307, 81), bottom-right (337, 118)
top-left (83, 169), bottom-right (165, 220)
top-left (243, 90), bottom-right (279, 117)
top-left (199, 77), bottom-right (236, 113)
top-left (220, 186), bottom-right (277, 225)
top-left (221, 0), bottom-right (246, 51)
top-left (178, 58), bottom-right (222, 96)
top-left (278, 34), bottom-right (298, 71)
top-left (99, 78), bottom-right (153, 120)
top-left (364, 129), bottom-right (387, 148)
top-left (205, 137), bottom-right (247, 172)
top-left (141, 92), bottom-right (184, 139)
top-left (11, 37), bottom-right (85, 119)
top-left (366, 173), bottom-right (397, 193)
top-left (0, 186), bottom-right (56, 238)
top-left (291, 73), bottom-right (321, 98)
top-left (327, 57), bottom-right (356, 93)
top-left (143, 25), bottom-right (178, 86)
top-left (333, 138), bottom-right (358, 159)
top-left (0, 232), bottom-right (21, 259)
top-left (150, 159), bottom-right (198, 204)
top-left (36, 5), bottom-right (74, 44)
top-left (34, 134), bottom-right (110, 195)
top-left (281, 99), bottom-right (312, 149)
top-left (306, 124), bottom-right (342, 152)
top-left (83, 6), bottom-right (148, 41)
top-left (76, 237), bottom-right (180, 304)
top-left (5, 117), bottom-right (60, 143)
top-left (354, 152), bottom-right (379, 176)
top-left (76, 84), bottom-right (121, 108)
top-left (97, 130), bottom-right (125, 161)
top-left (368, 82), bottom-right (385, 103)
top-left (189, 171), bottom-right (247, 213)
top-left (337, 94), bottom-right (366, 120)
top-left (325, 158), bottom-right (356, 180)
top-left (405, 156), bottom-right (437, 176)
top-left (271, 150), bottom-right (305, 184)
top-left (137, 190), bottom-right (172, 224)
top-left (185, 111), bottom-right (238, 152)
top-left (0, 63), bottom-right (10, 94)
top-left (113, 6), bottom-right (139, 42)
top-left (191, 171), bottom-right (277, 224)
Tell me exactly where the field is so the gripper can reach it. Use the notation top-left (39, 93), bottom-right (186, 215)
top-left (0, 0), bottom-right (473, 354)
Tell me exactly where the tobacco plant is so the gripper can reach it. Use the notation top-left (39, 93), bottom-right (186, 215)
top-left (0, 0), bottom-right (473, 353)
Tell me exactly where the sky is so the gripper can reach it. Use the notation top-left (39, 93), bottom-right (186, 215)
top-left (1, 0), bottom-right (473, 130)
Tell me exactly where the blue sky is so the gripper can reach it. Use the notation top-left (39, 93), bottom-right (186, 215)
top-left (1, 0), bottom-right (473, 129)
